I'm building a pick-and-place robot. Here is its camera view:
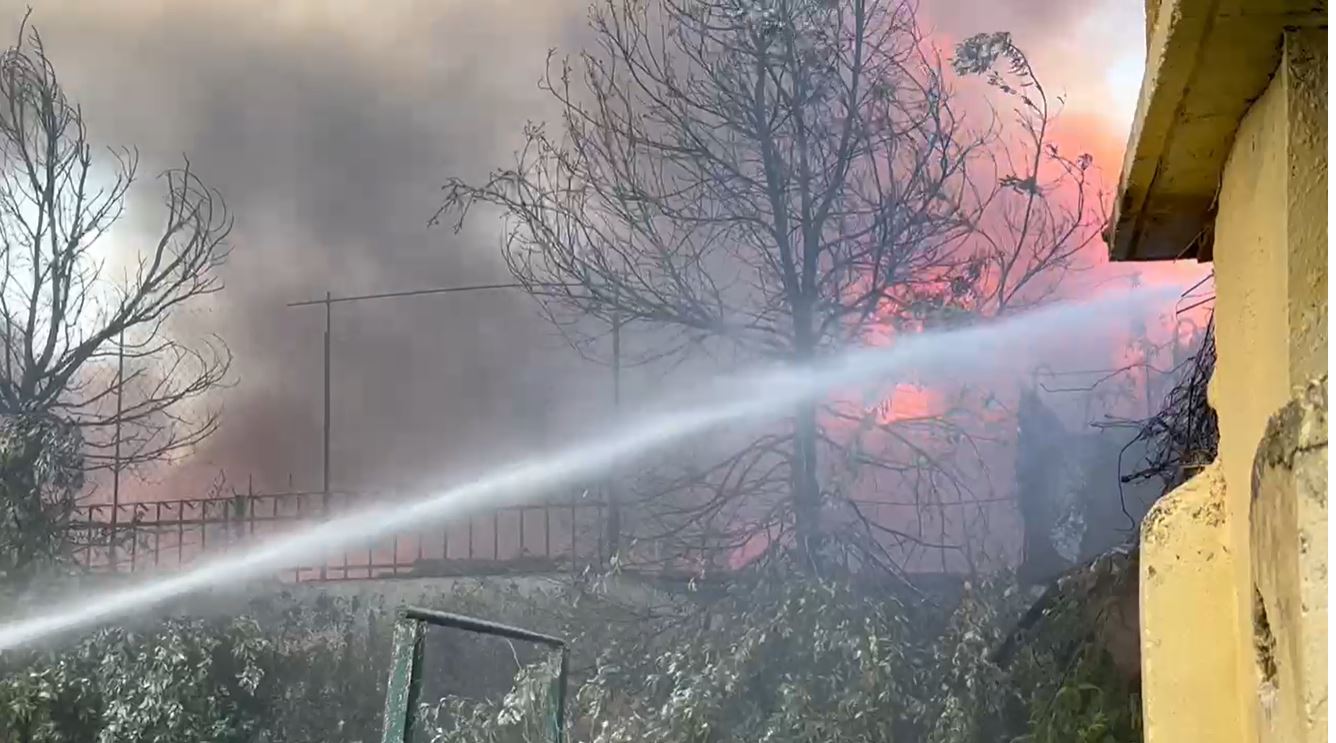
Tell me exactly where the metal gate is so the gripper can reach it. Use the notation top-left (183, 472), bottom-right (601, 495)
top-left (380, 607), bottom-right (569, 743)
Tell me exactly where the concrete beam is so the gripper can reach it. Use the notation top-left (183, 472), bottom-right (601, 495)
top-left (1108, 0), bottom-right (1326, 262)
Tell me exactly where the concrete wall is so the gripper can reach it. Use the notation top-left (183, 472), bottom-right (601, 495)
top-left (1250, 377), bottom-right (1327, 741)
top-left (1140, 463), bottom-right (1240, 739)
top-left (1138, 26), bottom-right (1328, 743)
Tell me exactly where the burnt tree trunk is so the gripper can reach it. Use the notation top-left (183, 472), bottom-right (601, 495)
top-left (1016, 387), bottom-right (1073, 585)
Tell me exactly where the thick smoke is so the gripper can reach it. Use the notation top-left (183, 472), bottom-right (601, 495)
top-left (4, 0), bottom-right (603, 498)
top-left (7, 0), bottom-right (1190, 540)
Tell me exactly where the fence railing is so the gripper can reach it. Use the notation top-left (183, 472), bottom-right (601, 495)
top-left (69, 489), bottom-right (609, 582)
top-left (67, 489), bottom-right (1017, 583)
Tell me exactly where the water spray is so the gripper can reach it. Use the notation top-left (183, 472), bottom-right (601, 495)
top-left (0, 285), bottom-right (1184, 652)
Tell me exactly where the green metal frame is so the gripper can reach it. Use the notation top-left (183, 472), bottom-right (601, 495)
top-left (379, 606), bottom-right (570, 743)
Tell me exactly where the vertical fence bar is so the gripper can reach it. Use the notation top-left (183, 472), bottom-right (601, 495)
top-left (154, 503), bottom-right (163, 568)
top-left (201, 501), bottom-right (208, 558)
top-left (84, 506), bottom-right (96, 568)
top-left (366, 505), bottom-right (374, 579)
top-left (545, 505), bottom-right (552, 559)
top-left (344, 495), bottom-right (353, 579)
top-left (294, 495), bottom-right (304, 580)
top-left (177, 503), bottom-right (185, 567)
top-left (493, 511), bottom-right (500, 561)
top-left (129, 506), bottom-right (140, 573)
top-left (596, 503), bottom-right (605, 564)
top-left (519, 508), bottom-right (526, 556)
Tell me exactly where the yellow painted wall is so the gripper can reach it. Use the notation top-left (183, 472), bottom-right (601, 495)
top-left (1140, 27), bottom-right (1327, 743)
top-left (1209, 34), bottom-right (1290, 743)
top-left (1212, 28), bottom-right (1328, 741)
top-left (1283, 30), bottom-right (1328, 388)
top-left (1140, 464), bottom-right (1242, 740)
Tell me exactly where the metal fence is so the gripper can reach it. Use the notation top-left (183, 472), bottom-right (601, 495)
top-left (66, 490), bottom-right (1020, 582)
top-left (69, 489), bottom-right (609, 582)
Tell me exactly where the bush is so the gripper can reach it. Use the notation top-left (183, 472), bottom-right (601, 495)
top-left (0, 567), bottom-right (1140, 742)
top-left (421, 564), bottom-right (1141, 743)
top-left (0, 618), bottom-right (271, 742)
top-left (0, 600), bottom-right (392, 743)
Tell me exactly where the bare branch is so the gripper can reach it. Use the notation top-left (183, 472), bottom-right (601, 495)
top-left (0, 21), bottom-right (231, 580)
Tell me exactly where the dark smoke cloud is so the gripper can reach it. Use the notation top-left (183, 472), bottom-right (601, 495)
top-left (4, 0), bottom-right (1164, 508)
top-left (7, 1), bottom-right (604, 497)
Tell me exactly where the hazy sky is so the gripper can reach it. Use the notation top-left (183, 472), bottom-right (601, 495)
top-left (2, 0), bottom-right (1161, 500)
top-left (924, 0), bottom-right (1146, 157)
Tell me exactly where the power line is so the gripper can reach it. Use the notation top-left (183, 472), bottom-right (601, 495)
top-left (286, 282), bottom-right (573, 308)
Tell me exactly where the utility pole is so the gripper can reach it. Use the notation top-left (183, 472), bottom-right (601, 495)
top-left (604, 305), bottom-right (623, 563)
top-left (288, 281), bottom-right (561, 498)
top-left (320, 292), bottom-right (332, 580)
top-left (109, 329), bottom-right (125, 571)
top-left (322, 292), bottom-right (332, 500)
top-left (286, 280), bottom-right (600, 569)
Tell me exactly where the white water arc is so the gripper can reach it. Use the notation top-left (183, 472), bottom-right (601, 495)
top-left (0, 284), bottom-right (1182, 652)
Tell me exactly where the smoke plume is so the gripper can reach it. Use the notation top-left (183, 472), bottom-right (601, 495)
top-left (6, 1), bottom-right (608, 498)
top-left (2, 0), bottom-right (1198, 509)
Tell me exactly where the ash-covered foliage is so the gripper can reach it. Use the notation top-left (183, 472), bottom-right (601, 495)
top-left (0, 602), bottom-right (393, 743)
top-left (416, 561), bottom-right (1141, 743)
top-left (420, 654), bottom-right (564, 743)
top-left (0, 413), bottom-right (85, 584)
top-left (0, 565), bottom-right (1142, 742)
top-left (0, 617), bottom-right (271, 743)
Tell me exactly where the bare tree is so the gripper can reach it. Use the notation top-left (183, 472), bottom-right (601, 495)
top-left (950, 31), bottom-right (1106, 315)
top-left (0, 20), bottom-right (231, 579)
top-left (438, 1), bottom-right (1099, 574)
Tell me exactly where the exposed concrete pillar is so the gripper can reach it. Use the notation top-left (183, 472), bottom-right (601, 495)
top-left (1250, 376), bottom-right (1327, 742)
